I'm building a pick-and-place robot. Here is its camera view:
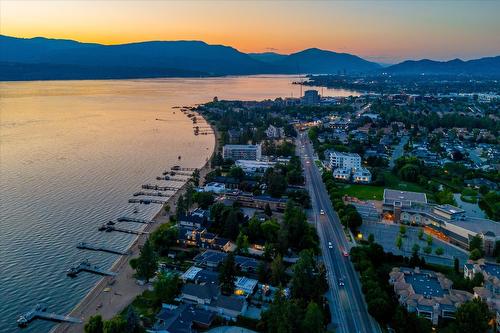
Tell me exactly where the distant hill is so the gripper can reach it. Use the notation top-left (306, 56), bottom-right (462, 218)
top-left (0, 35), bottom-right (383, 80)
top-left (248, 52), bottom-right (287, 63)
top-left (275, 48), bottom-right (381, 74)
top-left (384, 56), bottom-right (500, 76)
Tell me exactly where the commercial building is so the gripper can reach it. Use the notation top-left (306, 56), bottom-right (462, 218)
top-left (389, 267), bottom-right (473, 325)
top-left (302, 90), bottom-right (320, 105)
top-left (222, 144), bottom-right (262, 161)
top-left (235, 159), bottom-right (276, 174)
top-left (382, 189), bottom-right (500, 251)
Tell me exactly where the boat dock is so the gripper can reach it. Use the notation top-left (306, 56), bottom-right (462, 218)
top-left (155, 176), bottom-right (185, 182)
top-left (76, 242), bottom-right (129, 255)
top-left (170, 166), bottom-right (197, 171)
top-left (98, 224), bottom-right (148, 235)
top-left (117, 216), bottom-right (152, 224)
top-left (67, 259), bottom-right (117, 277)
top-left (128, 198), bottom-right (166, 204)
top-left (142, 184), bottom-right (180, 191)
top-left (163, 170), bottom-right (192, 176)
top-left (17, 304), bottom-right (82, 327)
top-left (133, 191), bottom-right (170, 197)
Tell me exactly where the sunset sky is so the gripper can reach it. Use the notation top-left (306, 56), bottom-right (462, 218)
top-left (1, 0), bottom-right (499, 63)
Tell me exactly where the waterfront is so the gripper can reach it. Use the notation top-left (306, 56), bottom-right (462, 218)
top-left (0, 75), bottom-right (359, 332)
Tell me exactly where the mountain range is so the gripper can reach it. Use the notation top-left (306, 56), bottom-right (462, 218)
top-left (0, 35), bottom-right (498, 80)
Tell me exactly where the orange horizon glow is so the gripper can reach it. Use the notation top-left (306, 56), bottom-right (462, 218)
top-left (1, 0), bottom-right (500, 63)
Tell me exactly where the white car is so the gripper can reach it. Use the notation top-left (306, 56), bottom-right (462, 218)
top-left (320, 209), bottom-right (325, 215)
top-left (328, 242), bottom-right (333, 249)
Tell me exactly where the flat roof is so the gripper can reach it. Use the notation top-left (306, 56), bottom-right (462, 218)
top-left (445, 217), bottom-right (500, 236)
top-left (434, 204), bottom-right (465, 215)
top-left (481, 263), bottom-right (500, 280)
top-left (384, 189), bottom-right (427, 204)
top-left (405, 273), bottom-right (445, 298)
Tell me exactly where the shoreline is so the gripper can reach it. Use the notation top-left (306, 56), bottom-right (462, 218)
top-left (51, 110), bottom-right (218, 333)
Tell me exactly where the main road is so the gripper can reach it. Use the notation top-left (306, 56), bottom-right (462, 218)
top-left (297, 132), bottom-right (381, 333)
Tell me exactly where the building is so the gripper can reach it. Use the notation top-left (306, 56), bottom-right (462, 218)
top-left (153, 304), bottom-right (215, 332)
top-left (178, 209), bottom-right (210, 229)
top-left (203, 182), bottom-right (226, 193)
top-left (326, 150), bottom-right (362, 171)
top-left (222, 144), bottom-right (262, 161)
top-left (353, 167), bottom-right (372, 183)
top-left (382, 189), bottom-right (500, 251)
top-left (302, 90), bottom-right (320, 105)
top-left (194, 250), bottom-right (260, 272)
top-left (224, 190), bottom-right (288, 212)
top-left (464, 259), bottom-right (500, 315)
top-left (333, 167), bottom-right (350, 181)
top-left (235, 159), bottom-right (276, 174)
top-left (389, 267), bottom-right (473, 325)
top-left (227, 129), bottom-right (241, 143)
top-left (265, 125), bottom-right (285, 139)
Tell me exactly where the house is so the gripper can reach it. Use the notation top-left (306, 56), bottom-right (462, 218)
top-left (227, 129), bottom-right (241, 144)
top-left (353, 167), bottom-right (372, 183)
top-left (194, 250), bottom-right (260, 273)
top-left (181, 283), bottom-right (219, 305)
top-left (153, 304), bottom-right (215, 333)
top-left (207, 295), bottom-right (247, 321)
top-left (181, 266), bottom-right (219, 285)
top-left (204, 182), bottom-right (226, 193)
top-left (178, 209), bottom-right (210, 229)
top-left (333, 167), bottom-right (350, 181)
top-left (266, 125), bottom-right (285, 139)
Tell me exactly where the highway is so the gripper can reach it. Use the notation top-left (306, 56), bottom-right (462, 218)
top-left (297, 131), bottom-right (381, 333)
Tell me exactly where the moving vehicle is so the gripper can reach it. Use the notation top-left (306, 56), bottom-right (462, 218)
top-left (343, 250), bottom-right (349, 257)
top-left (320, 209), bottom-right (325, 215)
top-left (338, 278), bottom-right (345, 286)
top-left (328, 241), bottom-right (333, 249)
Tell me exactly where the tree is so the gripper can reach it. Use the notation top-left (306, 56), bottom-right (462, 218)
top-left (454, 257), bottom-right (460, 273)
top-left (301, 302), bottom-right (324, 333)
top-left (368, 233), bottom-right (375, 243)
top-left (426, 234), bottom-right (433, 246)
top-left (229, 166), bottom-right (245, 182)
top-left (150, 224), bottom-right (178, 256)
top-left (470, 235), bottom-right (483, 254)
top-left (176, 194), bottom-right (187, 218)
top-left (453, 298), bottom-right (491, 333)
top-left (270, 254), bottom-right (286, 286)
top-left (236, 231), bottom-right (250, 254)
top-left (193, 192), bottom-right (214, 209)
top-left (85, 315), bottom-right (104, 333)
top-left (130, 239), bottom-right (158, 282)
top-left (435, 247), bottom-right (444, 256)
top-left (264, 203), bottom-right (273, 217)
top-left (396, 235), bottom-right (403, 250)
top-left (262, 290), bottom-right (302, 333)
top-left (291, 250), bottom-right (327, 303)
top-left (154, 273), bottom-right (181, 305)
top-left (124, 307), bottom-right (140, 333)
top-left (103, 317), bottom-right (127, 333)
top-left (257, 261), bottom-right (268, 283)
top-left (470, 248), bottom-right (482, 260)
top-left (219, 253), bottom-right (237, 295)
top-left (412, 243), bottom-right (420, 254)
top-left (399, 225), bottom-right (407, 236)
top-left (423, 246), bottom-right (432, 254)
top-left (418, 228), bottom-right (424, 240)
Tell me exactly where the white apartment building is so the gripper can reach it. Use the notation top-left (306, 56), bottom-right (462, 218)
top-left (353, 167), bottom-right (372, 183)
top-left (265, 125), bottom-right (285, 139)
top-left (327, 150), bottom-right (362, 171)
top-left (222, 144), bottom-right (262, 161)
top-left (235, 159), bottom-right (276, 173)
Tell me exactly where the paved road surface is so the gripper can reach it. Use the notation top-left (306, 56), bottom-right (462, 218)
top-left (298, 133), bottom-right (381, 333)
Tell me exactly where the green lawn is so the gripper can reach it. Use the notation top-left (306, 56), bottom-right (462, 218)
top-left (339, 172), bottom-right (433, 201)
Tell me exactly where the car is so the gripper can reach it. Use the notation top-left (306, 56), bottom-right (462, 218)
top-left (320, 209), bottom-right (325, 215)
top-left (343, 250), bottom-right (349, 257)
top-left (328, 241), bottom-right (333, 249)
top-left (338, 278), bottom-right (345, 286)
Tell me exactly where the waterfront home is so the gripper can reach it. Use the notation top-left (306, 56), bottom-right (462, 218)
top-left (153, 304), bottom-right (215, 333)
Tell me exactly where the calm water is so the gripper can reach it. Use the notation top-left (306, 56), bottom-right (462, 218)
top-left (0, 75), bottom-right (358, 332)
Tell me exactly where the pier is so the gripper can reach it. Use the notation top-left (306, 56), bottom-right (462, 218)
top-left (98, 224), bottom-right (148, 235)
top-left (128, 198), bottom-right (166, 204)
top-left (170, 166), bottom-right (197, 171)
top-left (155, 176), bottom-right (185, 182)
top-left (117, 216), bottom-right (152, 224)
top-left (76, 242), bottom-right (129, 255)
top-left (133, 191), bottom-right (170, 197)
top-left (67, 259), bottom-right (117, 277)
top-left (17, 304), bottom-right (82, 327)
top-left (142, 184), bottom-right (180, 191)
top-left (163, 170), bottom-right (192, 176)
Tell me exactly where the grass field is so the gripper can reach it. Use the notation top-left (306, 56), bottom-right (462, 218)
top-left (340, 172), bottom-right (433, 201)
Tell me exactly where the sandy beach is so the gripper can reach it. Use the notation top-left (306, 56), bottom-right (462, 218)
top-left (51, 113), bottom-right (217, 333)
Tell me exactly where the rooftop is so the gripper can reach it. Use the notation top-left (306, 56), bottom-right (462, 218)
top-left (405, 272), bottom-right (445, 298)
top-left (383, 189), bottom-right (428, 204)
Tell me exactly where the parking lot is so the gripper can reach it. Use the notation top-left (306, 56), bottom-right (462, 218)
top-left (359, 220), bottom-right (469, 267)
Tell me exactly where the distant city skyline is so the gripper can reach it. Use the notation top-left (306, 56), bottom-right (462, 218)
top-left (1, 0), bottom-right (500, 63)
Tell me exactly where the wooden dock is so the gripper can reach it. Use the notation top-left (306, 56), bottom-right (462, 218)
top-left (133, 190), bottom-right (171, 197)
top-left (117, 216), bottom-right (152, 224)
top-left (163, 170), bottom-right (192, 176)
top-left (17, 304), bottom-right (82, 327)
top-left (155, 176), bottom-right (185, 182)
top-left (141, 184), bottom-right (180, 191)
top-left (128, 198), bottom-right (166, 204)
top-left (76, 242), bottom-right (129, 255)
top-left (67, 259), bottom-right (117, 277)
top-left (98, 224), bottom-right (148, 235)
top-left (170, 166), bottom-right (196, 171)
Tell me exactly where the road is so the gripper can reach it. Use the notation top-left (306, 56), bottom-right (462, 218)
top-left (298, 132), bottom-right (381, 333)
top-left (389, 135), bottom-right (409, 168)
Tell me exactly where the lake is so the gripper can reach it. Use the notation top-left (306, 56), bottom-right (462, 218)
top-left (0, 75), bottom-right (359, 332)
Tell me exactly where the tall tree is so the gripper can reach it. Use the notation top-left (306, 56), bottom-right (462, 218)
top-left (454, 298), bottom-right (491, 333)
top-left (236, 231), bottom-right (250, 254)
top-left (219, 253), bottom-right (237, 295)
top-left (153, 273), bottom-right (181, 305)
top-left (301, 302), bottom-right (324, 333)
top-left (103, 317), bottom-right (127, 333)
top-left (84, 315), bottom-right (103, 333)
top-left (270, 254), bottom-right (286, 286)
top-left (124, 307), bottom-right (140, 333)
top-left (130, 239), bottom-right (158, 282)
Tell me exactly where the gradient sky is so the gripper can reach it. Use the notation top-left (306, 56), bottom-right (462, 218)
top-left (1, 0), bottom-right (499, 63)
